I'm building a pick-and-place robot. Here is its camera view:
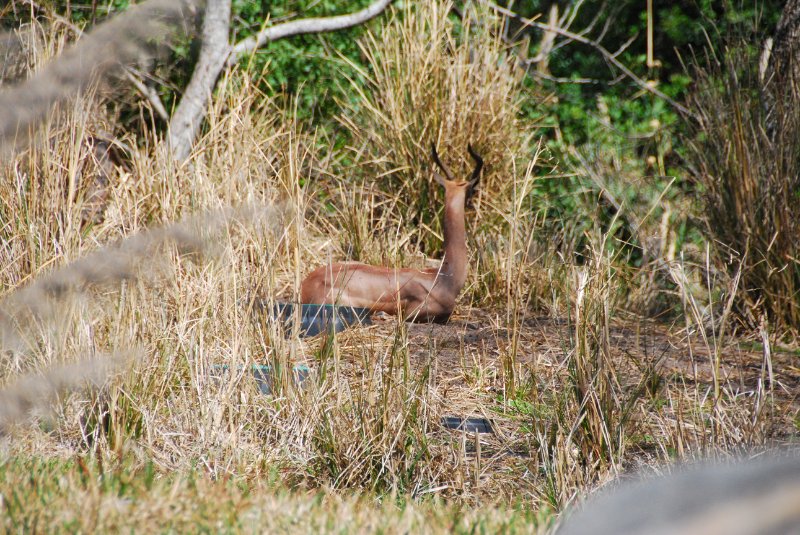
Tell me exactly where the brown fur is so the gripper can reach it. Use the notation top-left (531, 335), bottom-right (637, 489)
top-left (300, 145), bottom-right (483, 322)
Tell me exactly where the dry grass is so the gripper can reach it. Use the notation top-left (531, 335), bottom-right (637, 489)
top-left (687, 45), bottom-right (800, 333)
top-left (340, 0), bottom-right (525, 199)
top-left (330, 0), bottom-right (550, 311)
top-left (0, 1), bottom-right (798, 532)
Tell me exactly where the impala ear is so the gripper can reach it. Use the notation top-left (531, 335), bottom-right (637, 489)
top-left (432, 171), bottom-right (447, 187)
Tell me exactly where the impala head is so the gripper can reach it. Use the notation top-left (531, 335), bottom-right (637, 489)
top-left (430, 143), bottom-right (484, 202)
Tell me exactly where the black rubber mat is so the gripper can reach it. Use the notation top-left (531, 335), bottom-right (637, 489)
top-left (441, 416), bottom-right (494, 434)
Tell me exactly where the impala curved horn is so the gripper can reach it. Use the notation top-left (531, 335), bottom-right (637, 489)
top-left (430, 143), bottom-right (454, 184)
top-left (466, 143), bottom-right (483, 188)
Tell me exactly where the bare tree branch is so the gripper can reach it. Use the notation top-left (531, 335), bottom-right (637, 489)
top-left (124, 69), bottom-right (170, 122)
top-left (14, 0), bottom-right (173, 123)
top-left (168, 0), bottom-right (394, 161)
top-left (0, 0), bottom-right (192, 150)
top-left (228, 0), bottom-right (393, 67)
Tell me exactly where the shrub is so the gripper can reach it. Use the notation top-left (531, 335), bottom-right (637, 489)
top-left (686, 45), bottom-right (800, 332)
top-left (339, 0), bottom-right (529, 254)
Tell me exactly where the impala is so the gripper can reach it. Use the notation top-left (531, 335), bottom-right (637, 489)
top-left (300, 144), bottom-right (483, 323)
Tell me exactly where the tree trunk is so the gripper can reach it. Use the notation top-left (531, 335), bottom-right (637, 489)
top-left (769, 0), bottom-right (800, 87)
top-left (167, 0), bottom-right (231, 162)
top-left (764, 0), bottom-right (800, 138)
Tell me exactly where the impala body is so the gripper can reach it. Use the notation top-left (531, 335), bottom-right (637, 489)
top-left (300, 144), bottom-right (483, 323)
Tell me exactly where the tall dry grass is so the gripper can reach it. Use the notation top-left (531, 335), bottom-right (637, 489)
top-left (687, 45), bottom-right (800, 333)
top-left (330, 0), bottom-right (550, 311)
top-left (340, 0), bottom-right (526, 200)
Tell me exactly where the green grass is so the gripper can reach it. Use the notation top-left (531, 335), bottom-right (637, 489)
top-left (0, 455), bottom-right (550, 533)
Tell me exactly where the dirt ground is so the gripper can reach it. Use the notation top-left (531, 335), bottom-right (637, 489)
top-left (336, 306), bottom-right (800, 454)
top-left (364, 308), bottom-right (800, 407)
top-left (277, 305), bottom-right (800, 501)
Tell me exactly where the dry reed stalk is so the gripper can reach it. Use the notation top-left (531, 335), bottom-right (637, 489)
top-left (0, 205), bottom-right (275, 354)
top-left (338, 0), bottom-right (528, 254)
top-left (687, 45), bottom-right (800, 333)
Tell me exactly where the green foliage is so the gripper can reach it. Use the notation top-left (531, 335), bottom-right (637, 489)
top-left (232, 0), bottom-right (378, 121)
top-left (504, 1), bottom-right (785, 319)
top-left (513, 0), bottom-right (782, 143)
top-left (1, 1), bottom-right (380, 128)
top-left (0, 454), bottom-right (547, 532)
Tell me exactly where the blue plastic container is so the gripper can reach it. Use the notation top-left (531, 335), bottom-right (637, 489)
top-left (271, 303), bottom-right (372, 337)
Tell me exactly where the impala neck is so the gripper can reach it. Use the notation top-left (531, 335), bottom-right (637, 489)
top-left (440, 186), bottom-right (468, 291)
